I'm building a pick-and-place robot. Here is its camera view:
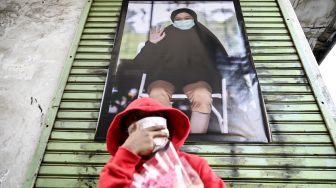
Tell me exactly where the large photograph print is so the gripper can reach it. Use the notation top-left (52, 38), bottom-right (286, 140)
top-left (95, 0), bottom-right (270, 142)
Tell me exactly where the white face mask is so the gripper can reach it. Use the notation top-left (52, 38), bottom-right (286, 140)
top-left (134, 116), bottom-right (169, 152)
top-left (173, 19), bottom-right (195, 30)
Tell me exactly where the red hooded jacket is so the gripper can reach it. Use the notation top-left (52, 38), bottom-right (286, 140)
top-left (98, 98), bottom-right (226, 187)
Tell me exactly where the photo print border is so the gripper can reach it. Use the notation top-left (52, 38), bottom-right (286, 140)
top-left (95, 0), bottom-right (272, 143)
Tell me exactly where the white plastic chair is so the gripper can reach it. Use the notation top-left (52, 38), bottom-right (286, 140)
top-left (137, 73), bottom-right (228, 133)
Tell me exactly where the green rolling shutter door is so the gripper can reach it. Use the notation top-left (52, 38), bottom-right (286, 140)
top-left (28, 0), bottom-right (336, 187)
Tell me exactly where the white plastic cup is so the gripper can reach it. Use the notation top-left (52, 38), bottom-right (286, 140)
top-left (135, 116), bottom-right (169, 152)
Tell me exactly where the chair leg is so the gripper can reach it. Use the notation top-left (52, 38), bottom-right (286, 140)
top-left (221, 78), bottom-right (228, 133)
top-left (190, 111), bottom-right (210, 133)
top-left (138, 73), bottom-right (147, 98)
top-left (211, 105), bottom-right (225, 133)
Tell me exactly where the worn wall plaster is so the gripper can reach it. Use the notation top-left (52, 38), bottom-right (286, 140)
top-left (290, 0), bottom-right (336, 49)
top-left (0, 0), bottom-right (85, 187)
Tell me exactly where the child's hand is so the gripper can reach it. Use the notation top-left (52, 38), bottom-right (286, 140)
top-left (122, 124), bottom-right (168, 157)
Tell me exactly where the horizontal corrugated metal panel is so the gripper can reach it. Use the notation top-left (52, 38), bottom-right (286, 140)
top-left (34, 0), bottom-right (336, 187)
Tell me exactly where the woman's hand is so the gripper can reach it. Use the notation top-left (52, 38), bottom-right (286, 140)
top-left (149, 26), bottom-right (166, 44)
top-left (122, 124), bottom-right (168, 157)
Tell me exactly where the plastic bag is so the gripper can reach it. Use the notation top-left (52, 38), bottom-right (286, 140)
top-left (131, 142), bottom-right (204, 188)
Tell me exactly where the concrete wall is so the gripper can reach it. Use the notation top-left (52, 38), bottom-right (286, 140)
top-left (290, 0), bottom-right (336, 64)
top-left (0, 0), bottom-right (86, 187)
top-left (290, 0), bottom-right (336, 49)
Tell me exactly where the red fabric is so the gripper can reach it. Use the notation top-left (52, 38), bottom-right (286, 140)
top-left (99, 97), bottom-right (226, 188)
top-left (106, 97), bottom-right (190, 156)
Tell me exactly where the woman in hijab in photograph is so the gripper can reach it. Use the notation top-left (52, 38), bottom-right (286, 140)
top-left (134, 8), bottom-right (230, 134)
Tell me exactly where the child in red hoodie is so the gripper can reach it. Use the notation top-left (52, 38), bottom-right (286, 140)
top-left (98, 97), bottom-right (226, 187)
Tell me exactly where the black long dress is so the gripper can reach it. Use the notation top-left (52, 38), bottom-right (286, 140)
top-left (133, 22), bottom-right (229, 93)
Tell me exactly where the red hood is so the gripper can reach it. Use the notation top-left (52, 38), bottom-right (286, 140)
top-left (106, 97), bottom-right (190, 156)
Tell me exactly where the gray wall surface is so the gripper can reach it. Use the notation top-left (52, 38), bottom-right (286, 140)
top-left (290, 0), bottom-right (336, 62)
top-left (0, 0), bottom-right (86, 187)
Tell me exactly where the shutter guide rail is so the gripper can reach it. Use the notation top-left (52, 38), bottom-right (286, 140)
top-left (277, 0), bottom-right (336, 148)
top-left (22, 0), bottom-right (94, 187)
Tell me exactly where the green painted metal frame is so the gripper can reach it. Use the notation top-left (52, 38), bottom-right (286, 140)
top-left (22, 0), bottom-right (93, 187)
top-left (277, 0), bottom-right (336, 149)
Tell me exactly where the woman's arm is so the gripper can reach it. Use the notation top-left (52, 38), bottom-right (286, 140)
top-left (133, 26), bottom-right (167, 64)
